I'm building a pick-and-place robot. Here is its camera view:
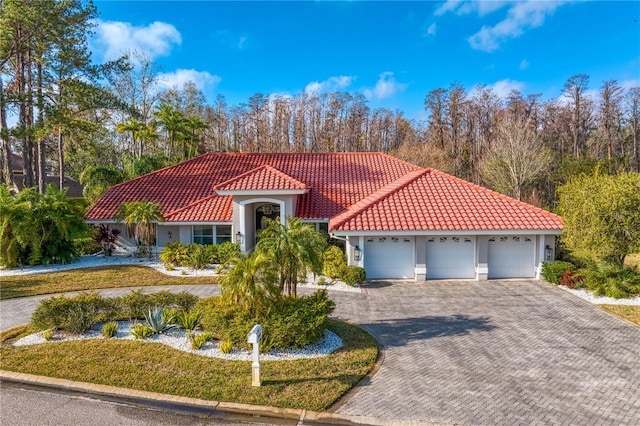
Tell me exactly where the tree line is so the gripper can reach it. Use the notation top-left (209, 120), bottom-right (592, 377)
top-left (2, 0), bottom-right (639, 210)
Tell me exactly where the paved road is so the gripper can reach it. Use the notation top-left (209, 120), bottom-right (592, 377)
top-left (0, 383), bottom-right (270, 425)
top-left (2, 280), bottom-right (640, 425)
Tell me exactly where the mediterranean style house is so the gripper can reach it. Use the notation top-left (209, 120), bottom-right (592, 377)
top-left (86, 152), bottom-right (563, 281)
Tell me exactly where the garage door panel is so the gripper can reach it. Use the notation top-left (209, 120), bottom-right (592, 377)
top-left (426, 236), bottom-right (476, 279)
top-left (364, 236), bottom-right (414, 279)
top-left (488, 236), bottom-right (535, 278)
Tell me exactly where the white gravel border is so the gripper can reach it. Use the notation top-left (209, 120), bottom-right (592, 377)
top-left (556, 284), bottom-right (640, 306)
top-left (0, 255), bottom-right (361, 293)
top-left (14, 321), bottom-right (343, 361)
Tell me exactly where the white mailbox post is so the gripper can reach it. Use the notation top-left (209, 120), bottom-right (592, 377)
top-left (247, 324), bottom-right (262, 387)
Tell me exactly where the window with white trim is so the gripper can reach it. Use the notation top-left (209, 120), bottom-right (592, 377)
top-left (216, 225), bottom-right (232, 244)
top-left (193, 226), bottom-right (213, 245)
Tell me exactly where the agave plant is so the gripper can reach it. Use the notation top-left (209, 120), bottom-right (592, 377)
top-left (144, 306), bottom-right (177, 334)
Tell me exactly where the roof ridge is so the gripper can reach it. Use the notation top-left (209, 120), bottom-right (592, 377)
top-left (429, 168), bottom-right (563, 222)
top-left (330, 169), bottom-right (429, 230)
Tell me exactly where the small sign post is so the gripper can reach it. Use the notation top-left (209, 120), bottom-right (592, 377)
top-left (247, 324), bottom-right (262, 387)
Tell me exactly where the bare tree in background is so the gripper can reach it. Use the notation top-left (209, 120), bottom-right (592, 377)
top-left (479, 113), bottom-right (552, 201)
top-left (626, 87), bottom-right (640, 172)
top-left (595, 80), bottom-right (624, 160)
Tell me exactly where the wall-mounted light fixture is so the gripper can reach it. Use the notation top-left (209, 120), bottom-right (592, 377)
top-left (354, 245), bottom-right (361, 262)
top-left (545, 245), bottom-right (553, 262)
top-left (236, 232), bottom-right (242, 244)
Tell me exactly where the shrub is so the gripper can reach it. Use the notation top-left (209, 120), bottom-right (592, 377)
top-left (31, 292), bottom-right (115, 331)
top-left (559, 269), bottom-right (584, 289)
top-left (117, 290), bottom-right (197, 320)
top-left (93, 224), bottom-right (121, 256)
top-left (542, 261), bottom-right (576, 284)
top-left (214, 242), bottom-right (241, 264)
top-left (323, 246), bottom-right (346, 280)
top-left (159, 241), bottom-right (188, 267)
top-left (582, 262), bottom-right (640, 299)
top-left (102, 321), bottom-right (119, 338)
top-left (130, 323), bottom-right (154, 339)
top-left (186, 244), bottom-right (211, 270)
top-left (340, 265), bottom-right (366, 286)
top-left (144, 306), bottom-right (177, 334)
top-left (43, 329), bottom-right (55, 340)
top-left (66, 304), bottom-right (97, 333)
top-left (219, 339), bottom-right (233, 354)
top-left (196, 290), bottom-right (336, 352)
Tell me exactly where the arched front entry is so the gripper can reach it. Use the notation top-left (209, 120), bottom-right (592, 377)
top-left (255, 203), bottom-right (281, 240)
top-left (237, 198), bottom-right (287, 252)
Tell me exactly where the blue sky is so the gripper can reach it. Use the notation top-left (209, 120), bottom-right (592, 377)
top-left (92, 1), bottom-right (640, 120)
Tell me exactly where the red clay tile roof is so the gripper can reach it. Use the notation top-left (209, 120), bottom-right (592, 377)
top-left (86, 152), bottom-right (420, 222)
top-left (329, 169), bottom-right (563, 232)
top-left (87, 152), bottom-right (562, 231)
top-left (213, 165), bottom-right (307, 192)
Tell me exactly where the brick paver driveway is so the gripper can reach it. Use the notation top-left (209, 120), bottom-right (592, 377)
top-left (331, 280), bottom-right (640, 425)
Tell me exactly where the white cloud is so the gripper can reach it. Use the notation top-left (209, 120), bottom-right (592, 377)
top-left (434, 1), bottom-right (571, 52)
top-left (216, 30), bottom-right (250, 50)
top-left (488, 79), bottom-right (525, 99)
top-left (364, 72), bottom-right (407, 100)
top-left (435, 0), bottom-right (509, 17)
top-left (93, 19), bottom-right (182, 60)
top-left (467, 1), bottom-right (569, 52)
top-left (426, 23), bottom-right (437, 36)
top-left (519, 59), bottom-right (530, 70)
top-left (156, 69), bottom-right (221, 92)
top-left (304, 76), bottom-right (354, 94)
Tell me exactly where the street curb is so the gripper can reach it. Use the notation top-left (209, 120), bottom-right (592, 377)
top-left (0, 370), bottom-right (440, 426)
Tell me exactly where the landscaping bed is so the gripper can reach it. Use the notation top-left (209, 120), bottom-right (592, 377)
top-left (0, 320), bottom-right (378, 411)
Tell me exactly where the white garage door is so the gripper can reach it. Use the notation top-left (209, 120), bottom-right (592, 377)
top-left (364, 236), bottom-right (415, 279)
top-left (488, 236), bottom-right (536, 278)
top-left (426, 236), bottom-right (476, 279)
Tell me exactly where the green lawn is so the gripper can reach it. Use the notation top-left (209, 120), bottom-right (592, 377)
top-left (600, 305), bottom-right (640, 327)
top-left (0, 320), bottom-right (378, 411)
top-left (0, 266), bottom-right (216, 300)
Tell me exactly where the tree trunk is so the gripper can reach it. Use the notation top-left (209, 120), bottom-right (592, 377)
top-left (0, 77), bottom-right (12, 186)
top-left (37, 62), bottom-right (45, 193)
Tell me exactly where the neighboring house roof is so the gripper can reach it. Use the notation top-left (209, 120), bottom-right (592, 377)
top-left (213, 165), bottom-right (307, 193)
top-left (329, 169), bottom-right (563, 232)
top-left (86, 152), bottom-right (562, 232)
top-left (13, 174), bottom-right (85, 198)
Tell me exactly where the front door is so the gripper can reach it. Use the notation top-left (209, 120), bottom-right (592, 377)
top-left (255, 204), bottom-right (281, 239)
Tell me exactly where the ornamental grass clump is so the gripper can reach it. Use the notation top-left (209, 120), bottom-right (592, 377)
top-left (177, 310), bottom-right (202, 339)
top-left (219, 339), bottom-right (233, 354)
top-left (102, 321), bottom-right (119, 338)
top-left (130, 323), bottom-right (154, 339)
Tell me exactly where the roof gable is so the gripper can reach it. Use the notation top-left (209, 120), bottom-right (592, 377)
top-left (329, 169), bottom-right (563, 232)
top-left (213, 165), bottom-right (307, 194)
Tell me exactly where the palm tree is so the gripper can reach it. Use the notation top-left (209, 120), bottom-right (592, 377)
top-left (154, 103), bottom-right (187, 158)
top-left (117, 200), bottom-right (164, 258)
top-left (256, 217), bottom-right (327, 297)
top-left (220, 252), bottom-right (279, 314)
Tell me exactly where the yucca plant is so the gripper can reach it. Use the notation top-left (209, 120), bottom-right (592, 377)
top-left (190, 334), bottom-right (208, 350)
top-left (144, 306), bottom-right (177, 334)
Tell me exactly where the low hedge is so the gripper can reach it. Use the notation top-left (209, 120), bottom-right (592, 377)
top-left (196, 290), bottom-right (336, 352)
top-left (31, 290), bottom-right (198, 332)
